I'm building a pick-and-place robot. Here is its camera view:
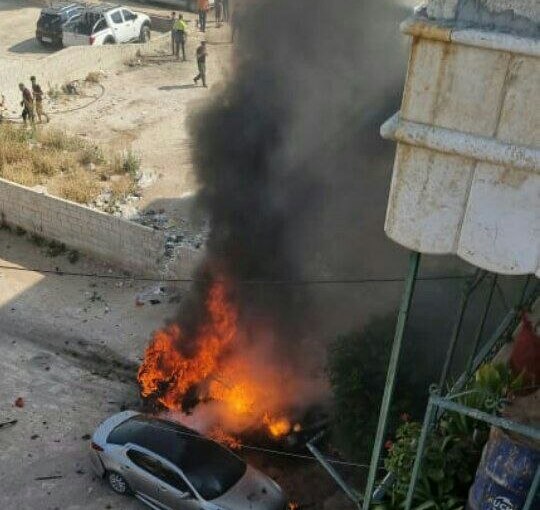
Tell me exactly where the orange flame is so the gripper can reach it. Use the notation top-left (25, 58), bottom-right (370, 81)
top-left (138, 281), bottom-right (293, 439)
top-left (138, 282), bottom-right (237, 410)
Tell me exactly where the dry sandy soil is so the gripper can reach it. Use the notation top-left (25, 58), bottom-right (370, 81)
top-left (0, 0), bottom-right (177, 60)
top-left (0, 227), bottom-right (179, 510)
top-left (0, 227), bottom-right (357, 509)
top-left (56, 23), bottom-right (233, 223)
top-left (1, 0), bottom-right (233, 226)
top-left (0, 6), bottom-right (357, 508)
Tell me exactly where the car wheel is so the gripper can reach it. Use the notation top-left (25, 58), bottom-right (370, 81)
top-left (107, 471), bottom-right (130, 495)
top-left (104, 37), bottom-right (115, 45)
top-left (139, 25), bottom-right (151, 43)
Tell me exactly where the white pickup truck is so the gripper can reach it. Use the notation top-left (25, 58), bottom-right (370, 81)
top-left (62, 4), bottom-right (151, 46)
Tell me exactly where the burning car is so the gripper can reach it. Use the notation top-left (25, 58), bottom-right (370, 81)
top-left (90, 411), bottom-right (287, 510)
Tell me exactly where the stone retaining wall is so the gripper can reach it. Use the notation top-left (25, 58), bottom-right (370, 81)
top-left (0, 178), bottom-right (201, 277)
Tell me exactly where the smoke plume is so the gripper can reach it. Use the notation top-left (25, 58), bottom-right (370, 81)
top-left (189, 0), bottom-right (409, 343)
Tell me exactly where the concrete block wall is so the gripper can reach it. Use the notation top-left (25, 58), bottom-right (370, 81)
top-left (0, 177), bottom-right (200, 277)
top-left (0, 33), bottom-right (169, 109)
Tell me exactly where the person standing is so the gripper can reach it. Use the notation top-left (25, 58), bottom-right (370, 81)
top-left (222, 0), bottom-right (230, 22)
top-left (197, 0), bottom-right (209, 32)
top-left (215, 0), bottom-right (223, 25)
top-left (193, 41), bottom-right (208, 88)
top-left (174, 14), bottom-right (187, 61)
top-left (19, 83), bottom-right (35, 127)
top-left (170, 12), bottom-right (178, 56)
top-left (0, 93), bottom-right (5, 122)
top-left (231, 7), bottom-right (239, 42)
top-left (30, 75), bottom-right (49, 124)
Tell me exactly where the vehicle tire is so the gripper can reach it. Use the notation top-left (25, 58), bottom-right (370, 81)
top-left (104, 37), bottom-right (115, 45)
top-left (139, 25), bottom-right (151, 43)
top-left (107, 471), bottom-right (130, 495)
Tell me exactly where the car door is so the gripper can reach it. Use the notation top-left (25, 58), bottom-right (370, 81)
top-left (124, 446), bottom-right (202, 510)
top-left (121, 9), bottom-right (139, 41)
top-left (152, 460), bottom-right (203, 510)
top-left (108, 8), bottom-right (127, 43)
top-left (123, 447), bottom-right (164, 507)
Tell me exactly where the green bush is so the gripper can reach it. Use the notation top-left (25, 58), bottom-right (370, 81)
top-left (327, 316), bottom-right (415, 461)
top-left (377, 363), bottom-right (525, 510)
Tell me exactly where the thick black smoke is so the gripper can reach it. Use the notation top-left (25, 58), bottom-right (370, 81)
top-left (187, 0), bottom-right (412, 351)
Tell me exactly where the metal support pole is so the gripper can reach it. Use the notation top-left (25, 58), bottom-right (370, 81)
top-left (404, 396), bottom-right (438, 510)
top-left (517, 275), bottom-right (532, 310)
top-left (307, 433), bottom-right (362, 508)
top-left (465, 275), bottom-right (497, 377)
top-left (451, 309), bottom-right (515, 394)
top-left (362, 251), bottom-right (421, 509)
top-left (523, 465), bottom-right (540, 510)
top-left (431, 396), bottom-right (540, 441)
top-left (438, 270), bottom-right (485, 392)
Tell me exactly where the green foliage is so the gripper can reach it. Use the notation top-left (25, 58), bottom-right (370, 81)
top-left (67, 249), bottom-right (80, 264)
top-left (377, 363), bottom-right (525, 510)
top-left (381, 421), bottom-right (471, 510)
top-left (30, 234), bottom-right (46, 246)
top-left (79, 145), bottom-right (105, 166)
top-left (440, 363), bottom-right (525, 438)
top-left (46, 240), bottom-right (66, 257)
top-left (121, 150), bottom-right (140, 177)
top-left (327, 316), bottom-right (414, 461)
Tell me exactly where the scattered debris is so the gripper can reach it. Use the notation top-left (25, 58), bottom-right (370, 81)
top-left (0, 419), bottom-right (18, 429)
top-left (35, 475), bottom-right (63, 481)
top-left (62, 81), bottom-right (80, 95)
top-left (135, 285), bottom-right (165, 306)
top-left (67, 249), bottom-right (80, 264)
top-left (134, 209), bottom-right (209, 257)
top-left (14, 397), bottom-right (24, 408)
top-left (81, 433), bottom-right (91, 440)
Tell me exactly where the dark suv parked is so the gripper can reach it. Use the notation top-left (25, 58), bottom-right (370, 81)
top-left (36, 2), bottom-right (85, 47)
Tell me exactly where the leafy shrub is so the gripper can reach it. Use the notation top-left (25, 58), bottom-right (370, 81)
top-left (327, 316), bottom-right (415, 461)
top-left (378, 363), bottom-right (526, 510)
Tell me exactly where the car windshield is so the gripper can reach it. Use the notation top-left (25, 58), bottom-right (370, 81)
top-left (108, 415), bottom-right (247, 500)
top-left (40, 13), bottom-right (62, 25)
top-left (181, 436), bottom-right (247, 500)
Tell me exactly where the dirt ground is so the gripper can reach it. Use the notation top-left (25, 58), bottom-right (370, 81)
top-left (0, 227), bottom-right (358, 509)
top-left (0, 0), bottom-right (177, 60)
top-left (0, 2), bottom-right (425, 508)
top-left (0, 227), bottom-right (179, 510)
top-left (56, 23), bottom-right (233, 223)
top-left (1, 0), bottom-right (233, 226)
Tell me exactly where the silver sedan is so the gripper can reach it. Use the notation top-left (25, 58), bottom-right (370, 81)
top-left (90, 411), bottom-right (287, 510)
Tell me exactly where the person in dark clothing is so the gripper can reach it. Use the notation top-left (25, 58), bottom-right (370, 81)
top-left (215, 0), bottom-right (223, 25)
top-left (19, 83), bottom-right (34, 126)
top-left (30, 76), bottom-right (49, 123)
top-left (231, 7), bottom-right (239, 42)
top-left (198, 0), bottom-right (209, 32)
top-left (193, 41), bottom-right (208, 88)
top-left (170, 12), bottom-right (178, 56)
top-left (222, 0), bottom-right (230, 22)
top-left (174, 14), bottom-right (188, 61)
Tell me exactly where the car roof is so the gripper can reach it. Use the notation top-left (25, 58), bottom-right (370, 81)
top-left (107, 414), bottom-right (201, 467)
top-left (42, 2), bottom-right (85, 15)
top-left (83, 3), bottom-right (123, 14)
